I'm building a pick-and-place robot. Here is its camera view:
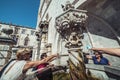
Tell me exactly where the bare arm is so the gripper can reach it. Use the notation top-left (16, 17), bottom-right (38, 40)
top-left (91, 48), bottom-right (120, 57)
top-left (23, 54), bottom-right (58, 72)
top-left (44, 54), bottom-right (58, 62)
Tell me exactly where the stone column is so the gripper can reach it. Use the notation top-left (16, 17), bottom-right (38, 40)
top-left (36, 21), bottom-right (49, 60)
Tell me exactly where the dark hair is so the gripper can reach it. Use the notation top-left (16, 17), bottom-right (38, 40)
top-left (94, 51), bottom-right (103, 58)
top-left (41, 53), bottom-right (47, 60)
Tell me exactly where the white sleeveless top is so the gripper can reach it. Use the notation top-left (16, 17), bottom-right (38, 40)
top-left (0, 60), bottom-right (26, 80)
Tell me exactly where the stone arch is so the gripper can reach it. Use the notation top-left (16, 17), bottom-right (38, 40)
top-left (86, 12), bottom-right (120, 47)
top-left (85, 12), bottom-right (120, 66)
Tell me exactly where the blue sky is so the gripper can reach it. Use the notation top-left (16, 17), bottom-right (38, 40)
top-left (0, 0), bottom-right (40, 28)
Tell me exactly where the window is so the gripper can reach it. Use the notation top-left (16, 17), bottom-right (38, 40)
top-left (31, 30), bottom-right (35, 35)
top-left (14, 27), bottom-right (19, 34)
top-left (24, 35), bottom-right (30, 46)
top-left (21, 29), bottom-right (26, 34)
top-left (13, 35), bottom-right (19, 44)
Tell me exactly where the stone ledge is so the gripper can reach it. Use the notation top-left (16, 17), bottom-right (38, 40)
top-left (86, 64), bottom-right (120, 77)
top-left (85, 64), bottom-right (105, 71)
top-left (104, 66), bottom-right (120, 76)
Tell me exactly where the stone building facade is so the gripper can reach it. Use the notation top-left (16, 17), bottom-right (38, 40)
top-left (0, 22), bottom-right (37, 66)
top-left (0, 22), bottom-right (15, 66)
top-left (11, 24), bottom-right (38, 60)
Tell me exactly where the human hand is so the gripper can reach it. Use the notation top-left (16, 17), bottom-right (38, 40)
top-left (52, 53), bottom-right (60, 58)
top-left (56, 53), bottom-right (60, 58)
top-left (90, 48), bottom-right (100, 51)
top-left (90, 47), bottom-right (95, 50)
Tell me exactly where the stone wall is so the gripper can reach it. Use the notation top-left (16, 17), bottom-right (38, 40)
top-left (79, 0), bottom-right (120, 36)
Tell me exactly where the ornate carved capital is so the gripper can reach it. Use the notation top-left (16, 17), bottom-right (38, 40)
top-left (39, 21), bottom-right (49, 33)
top-left (56, 9), bottom-right (87, 38)
top-left (56, 9), bottom-right (87, 48)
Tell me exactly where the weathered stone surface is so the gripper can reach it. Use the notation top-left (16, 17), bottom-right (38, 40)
top-left (80, 0), bottom-right (120, 36)
top-left (104, 66), bottom-right (120, 76)
top-left (86, 64), bottom-right (120, 79)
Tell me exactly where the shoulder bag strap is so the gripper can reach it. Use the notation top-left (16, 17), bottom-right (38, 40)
top-left (0, 59), bottom-right (15, 78)
top-left (4, 60), bottom-right (18, 75)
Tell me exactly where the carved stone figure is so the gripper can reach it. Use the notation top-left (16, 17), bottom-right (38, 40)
top-left (65, 32), bottom-right (82, 48)
top-left (61, 1), bottom-right (74, 11)
top-left (56, 9), bottom-right (87, 41)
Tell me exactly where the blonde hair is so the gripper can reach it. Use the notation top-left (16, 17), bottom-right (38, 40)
top-left (16, 48), bottom-right (32, 60)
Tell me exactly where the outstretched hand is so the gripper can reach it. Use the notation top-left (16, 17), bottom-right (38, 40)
top-left (56, 53), bottom-right (60, 58)
top-left (90, 47), bottom-right (100, 51)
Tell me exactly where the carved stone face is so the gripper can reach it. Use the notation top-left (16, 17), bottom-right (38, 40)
top-left (61, 21), bottom-right (70, 29)
top-left (65, 32), bottom-right (82, 48)
top-left (69, 32), bottom-right (79, 44)
top-left (56, 9), bottom-right (87, 43)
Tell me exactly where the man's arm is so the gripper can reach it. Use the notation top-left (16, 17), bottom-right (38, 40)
top-left (91, 48), bottom-right (120, 57)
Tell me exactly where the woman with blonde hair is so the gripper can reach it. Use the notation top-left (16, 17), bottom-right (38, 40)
top-left (0, 48), bottom-right (58, 80)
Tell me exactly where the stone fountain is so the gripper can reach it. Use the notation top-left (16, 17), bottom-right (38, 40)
top-left (55, 3), bottom-right (100, 79)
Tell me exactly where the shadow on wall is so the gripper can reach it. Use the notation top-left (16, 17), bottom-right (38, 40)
top-left (79, 0), bottom-right (120, 40)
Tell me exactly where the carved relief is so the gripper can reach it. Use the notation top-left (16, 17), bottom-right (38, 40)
top-left (2, 28), bottom-right (13, 35)
top-left (61, 1), bottom-right (74, 11)
top-left (56, 9), bottom-right (88, 45)
top-left (39, 21), bottom-right (48, 33)
top-left (65, 32), bottom-right (83, 48)
top-left (36, 21), bottom-right (49, 41)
